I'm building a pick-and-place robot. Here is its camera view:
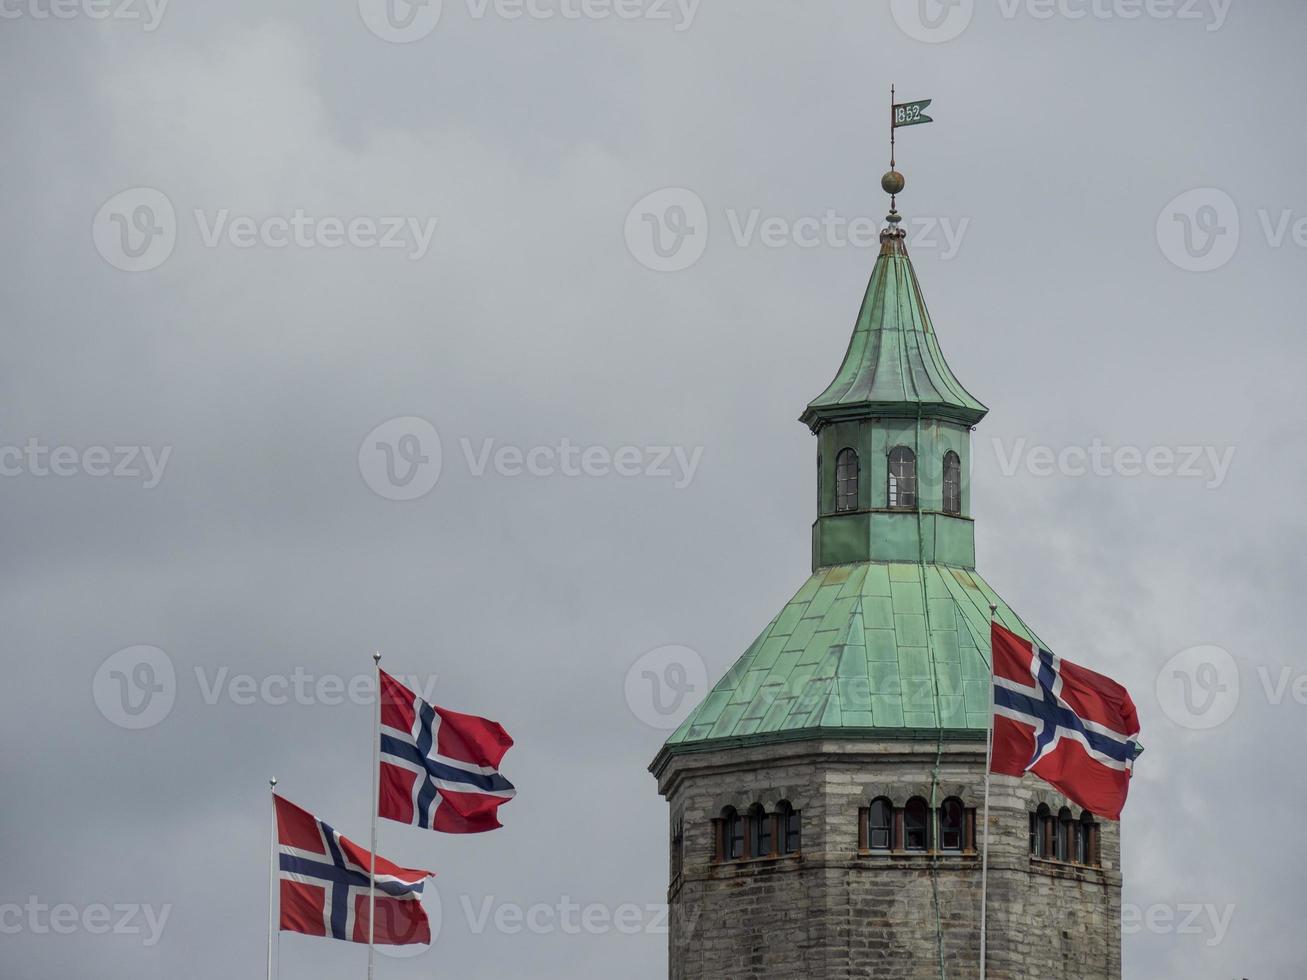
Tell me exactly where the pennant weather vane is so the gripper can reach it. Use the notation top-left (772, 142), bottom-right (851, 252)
top-left (883, 86), bottom-right (934, 224)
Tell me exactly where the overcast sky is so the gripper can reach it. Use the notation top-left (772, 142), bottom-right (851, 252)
top-left (2, 1), bottom-right (1304, 977)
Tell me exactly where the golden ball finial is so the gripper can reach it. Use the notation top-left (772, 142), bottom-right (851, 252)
top-left (881, 170), bottom-right (905, 196)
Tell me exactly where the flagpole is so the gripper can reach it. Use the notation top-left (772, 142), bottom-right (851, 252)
top-left (368, 652), bottom-right (380, 980)
top-left (980, 602), bottom-right (997, 980)
top-left (268, 777), bottom-right (278, 980)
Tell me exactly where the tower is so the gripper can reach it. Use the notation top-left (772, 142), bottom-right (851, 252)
top-left (650, 168), bottom-right (1124, 979)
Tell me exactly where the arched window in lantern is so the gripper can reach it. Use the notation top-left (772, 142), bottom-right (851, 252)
top-left (835, 448), bottom-right (859, 513)
top-left (888, 446), bottom-right (917, 509)
top-left (942, 450), bottom-right (962, 515)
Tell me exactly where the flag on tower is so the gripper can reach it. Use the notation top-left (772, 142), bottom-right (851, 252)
top-left (989, 622), bottom-right (1143, 820)
top-left (377, 669), bottom-right (517, 834)
top-left (274, 794), bottom-right (433, 946)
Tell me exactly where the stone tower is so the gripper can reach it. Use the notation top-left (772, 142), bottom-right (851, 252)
top-left (650, 176), bottom-right (1123, 979)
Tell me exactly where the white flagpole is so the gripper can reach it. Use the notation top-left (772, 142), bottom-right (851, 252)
top-left (368, 652), bottom-right (381, 980)
top-left (979, 602), bottom-right (997, 980)
top-left (268, 777), bottom-right (278, 980)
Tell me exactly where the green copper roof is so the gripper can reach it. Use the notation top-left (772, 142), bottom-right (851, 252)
top-left (665, 562), bottom-right (1042, 745)
top-left (800, 235), bottom-right (988, 431)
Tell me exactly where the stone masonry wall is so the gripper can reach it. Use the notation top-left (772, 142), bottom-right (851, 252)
top-left (653, 738), bottom-right (1121, 980)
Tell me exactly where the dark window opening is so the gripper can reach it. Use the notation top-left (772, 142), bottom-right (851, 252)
top-left (942, 450), bottom-right (961, 515)
top-left (904, 797), bottom-right (930, 851)
top-left (1079, 811), bottom-right (1098, 866)
top-left (1033, 804), bottom-right (1051, 858)
top-left (939, 798), bottom-right (964, 852)
top-left (868, 798), bottom-right (893, 851)
top-left (835, 448), bottom-right (859, 513)
top-left (1056, 807), bottom-right (1073, 862)
top-left (888, 446), bottom-right (917, 509)
top-left (723, 808), bottom-right (744, 861)
top-left (750, 805), bottom-right (772, 859)
top-left (671, 817), bottom-right (684, 880)
top-left (778, 801), bottom-right (800, 855)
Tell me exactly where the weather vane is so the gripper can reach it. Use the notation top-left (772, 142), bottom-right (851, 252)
top-left (884, 85), bottom-right (934, 234)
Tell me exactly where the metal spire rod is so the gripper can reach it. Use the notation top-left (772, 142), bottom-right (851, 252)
top-left (979, 603), bottom-right (997, 980)
top-left (267, 777), bottom-right (278, 980)
top-left (368, 652), bottom-right (381, 980)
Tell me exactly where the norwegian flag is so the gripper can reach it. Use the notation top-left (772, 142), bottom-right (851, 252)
top-left (275, 794), bottom-right (433, 945)
top-left (990, 622), bottom-right (1143, 820)
top-left (378, 669), bottom-right (516, 834)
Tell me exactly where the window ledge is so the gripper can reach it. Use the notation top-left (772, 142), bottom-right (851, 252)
top-left (858, 849), bottom-right (977, 859)
top-left (1030, 856), bottom-right (1106, 875)
top-left (712, 853), bottom-right (801, 869)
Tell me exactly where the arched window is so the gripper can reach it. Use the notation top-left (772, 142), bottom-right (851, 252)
top-left (835, 448), bottom-right (859, 512)
top-left (749, 804), bottom-right (772, 859)
top-left (1032, 804), bottom-right (1051, 858)
top-left (778, 801), bottom-right (801, 855)
top-left (868, 797), bottom-right (893, 851)
top-left (888, 446), bottom-right (917, 509)
top-left (1078, 811), bottom-right (1097, 866)
top-left (1056, 807), bottom-right (1074, 861)
top-left (942, 450), bottom-right (961, 515)
top-left (904, 797), bottom-right (930, 851)
top-left (939, 798), bottom-right (965, 852)
top-left (721, 808), bottom-right (744, 862)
